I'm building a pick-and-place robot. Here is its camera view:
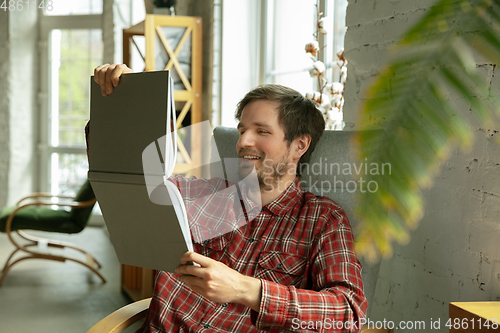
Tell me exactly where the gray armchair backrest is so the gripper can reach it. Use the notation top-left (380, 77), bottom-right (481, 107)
top-left (212, 126), bottom-right (381, 316)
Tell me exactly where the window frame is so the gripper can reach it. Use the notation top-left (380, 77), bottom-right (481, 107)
top-left (259, 0), bottom-right (346, 88)
top-left (38, 14), bottom-right (102, 194)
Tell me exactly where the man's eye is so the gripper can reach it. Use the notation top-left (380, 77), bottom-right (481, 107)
top-left (258, 130), bottom-right (268, 134)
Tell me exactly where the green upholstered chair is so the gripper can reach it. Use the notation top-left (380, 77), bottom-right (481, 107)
top-left (0, 180), bottom-right (105, 286)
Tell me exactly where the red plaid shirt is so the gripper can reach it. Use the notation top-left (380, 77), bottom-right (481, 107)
top-left (136, 176), bottom-right (366, 333)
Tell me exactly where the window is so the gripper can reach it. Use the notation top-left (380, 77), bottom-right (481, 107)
top-left (262, 0), bottom-right (316, 93)
top-left (44, 0), bottom-right (102, 16)
top-left (264, 0), bottom-right (348, 94)
top-left (218, 0), bottom-right (349, 127)
top-left (39, 3), bottom-right (103, 196)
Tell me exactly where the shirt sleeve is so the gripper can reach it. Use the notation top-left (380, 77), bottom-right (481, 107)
top-left (250, 209), bottom-right (367, 332)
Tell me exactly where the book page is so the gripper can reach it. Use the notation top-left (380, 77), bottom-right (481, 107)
top-left (164, 179), bottom-right (193, 252)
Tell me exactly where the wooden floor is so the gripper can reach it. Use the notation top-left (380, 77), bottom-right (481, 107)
top-left (0, 226), bottom-right (133, 333)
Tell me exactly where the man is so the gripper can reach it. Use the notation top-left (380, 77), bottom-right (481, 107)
top-left (93, 64), bottom-right (367, 332)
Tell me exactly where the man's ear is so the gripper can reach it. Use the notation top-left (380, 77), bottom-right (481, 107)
top-left (293, 134), bottom-right (311, 160)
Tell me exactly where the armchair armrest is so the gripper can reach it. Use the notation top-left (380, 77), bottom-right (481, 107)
top-left (5, 198), bottom-right (97, 234)
top-left (87, 298), bottom-right (151, 333)
top-left (16, 193), bottom-right (76, 206)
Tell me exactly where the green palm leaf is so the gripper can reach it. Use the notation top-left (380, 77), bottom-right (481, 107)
top-left (353, 0), bottom-right (500, 260)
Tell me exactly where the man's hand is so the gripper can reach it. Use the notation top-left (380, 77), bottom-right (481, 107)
top-left (176, 252), bottom-right (262, 312)
top-left (94, 63), bottom-right (132, 97)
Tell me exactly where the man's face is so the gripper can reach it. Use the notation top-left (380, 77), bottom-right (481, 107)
top-left (236, 99), bottom-right (295, 191)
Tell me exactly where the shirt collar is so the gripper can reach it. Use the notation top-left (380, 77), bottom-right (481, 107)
top-left (237, 183), bottom-right (262, 219)
top-left (264, 177), bottom-right (302, 216)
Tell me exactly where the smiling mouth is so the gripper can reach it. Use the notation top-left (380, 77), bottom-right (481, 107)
top-left (238, 150), bottom-right (263, 161)
top-left (241, 155), bottom-right (261, 160)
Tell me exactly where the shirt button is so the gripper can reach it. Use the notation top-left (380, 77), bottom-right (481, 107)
top-left (203, 324), bottom-right (210, 329)
top-left (249, 237), bottom-right (255, 243)
top-left (222, 303), bottom-right (228, 307)
top-left (277, 263), bottom-right (283, 270)
top-left (235, 268), bottom-right (239, 272)
top-left (203, 240), bottom-right (209, 245)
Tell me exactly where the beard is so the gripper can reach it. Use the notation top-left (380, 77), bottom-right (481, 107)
top-left (238, 147), bottom-right (291, 191)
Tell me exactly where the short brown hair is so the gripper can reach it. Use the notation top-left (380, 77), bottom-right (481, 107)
top-left (235, 84), bottom-right (325, 175)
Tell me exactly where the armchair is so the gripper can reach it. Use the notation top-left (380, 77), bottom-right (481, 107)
top-left (87, 127), bottom-right (385, 332)
top-left (0, 180), bottom-right (105, 286)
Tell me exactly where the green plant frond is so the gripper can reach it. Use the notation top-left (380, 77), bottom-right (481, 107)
top-left (389, 135), bottom-right (435, 186)
top-left (460, 0), bottom-right (473, 12)
top-left (401, 0), bottom-right (491, 44)
top-left (361, 55), bottom-right (455, 130)
top-left (416, 96), bottom-right (459, 141)
top-left (471, 10), bottom-right (500, 49)
top-left (361, 94), bottom-right (456, 168)
top-left (402, 0), bottom-right (497, 44)
top-left (490, 2), bottom-right (500, 24)
top-left (426, 83), bottom-right (473, 146)
top-left (362, 70), bottom-right (417, 113)
top-left (438, 66), bottom-right (493, 123)
top-left (358, 125), bottom-right (447, 193)
top-left (365, 54), bottom-right (430, 89)
top-left (355, 231), bottom-right (390, 263)
top-left (449, 38), bottom-right (481, 75)
top-left (356, 184), bottom-right (407, 225)
top-left (381, 211), bottom-right (411, 242)
top-left (386, 44), bottom-right (441, 66)
top-left (385, 178), bottom-right (425, 225)
top-left (398, 125), bottom-right (450, 181)
top-left (401, 0), bottom-right (458, 43)
top-left (385, 176), bottom-right (423, 217)
top-left (354, 158), bottom-right (425, 225)
top-left (467, 26), bottom-right (500, 65)
top-left (353, 238), bottom-right (379, 261)
top-left (358, 204), bottom-right (410, 247)
top-left (361, 76), bottom-right (428, 129)
top-left (465, 3), bottom-right (500, 61)
top-left (449, 61), bottom-right (494, 106)
top-left (478, 2), bottom-right (500, 32)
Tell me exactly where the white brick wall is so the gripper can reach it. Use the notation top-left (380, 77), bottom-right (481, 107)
top-left (0, 10), bottom-right (37, 207)
top-left (344, 1), bottom-right (500, 331)
top-left (0, 11), bottom-right (10, 208)
top-left (8, 10), bottom-right (37, 205)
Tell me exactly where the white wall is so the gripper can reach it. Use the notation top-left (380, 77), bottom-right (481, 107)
top-left (343, 0), bottom-right (500, 331)
top-left (0, 11), bottom-right (10, 208)
top-left (0, 10), bottom-right (38, 206)
top-left (220, 0), bottom-right (261, 128)
top-left (8, 10), bottom-right (38, 204)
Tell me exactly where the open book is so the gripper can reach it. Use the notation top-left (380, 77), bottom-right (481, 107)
top-left (88, 70), bottom-right (192, 272)
top-left (141, 73), bottom-right (192, 253)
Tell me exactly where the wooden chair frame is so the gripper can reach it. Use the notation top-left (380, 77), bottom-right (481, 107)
top-left (87, 297), bottom-right (151, 333)
top-left (0, 193), bottom-right (105, 287)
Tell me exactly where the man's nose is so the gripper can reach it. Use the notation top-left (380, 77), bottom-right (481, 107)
top-left (237, 131), bottom-right (255, 150)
